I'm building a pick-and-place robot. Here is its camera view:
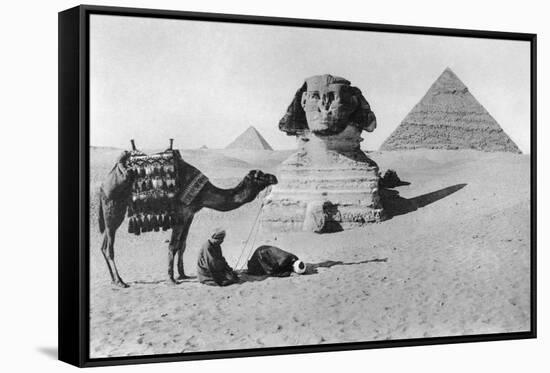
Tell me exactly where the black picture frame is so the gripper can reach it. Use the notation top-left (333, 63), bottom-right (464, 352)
top-left (58, 4), bottom-right (537, 368)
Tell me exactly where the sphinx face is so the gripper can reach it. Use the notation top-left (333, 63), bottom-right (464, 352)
top-left (301, 81), bottom-right (358, 135)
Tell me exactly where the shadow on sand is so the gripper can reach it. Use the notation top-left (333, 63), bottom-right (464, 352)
top-left (234, 258), bottom-right (388, 282)
top-left (380, 183), bottom-right (467, 219)
top-left (37, 346), bottom-right (58, 360)
top-left (131, 279), bottom-right (168, 285)
top-left (128, 276), bottom-right (198, 286)
top-left (235, 272), bottom-right (271, 283)
top-left (114, 259), bottom-right (388, 287)
top-left (307, 258), bottom-right (388, 274)
top-left (312, 258), bottom-right (388, 268)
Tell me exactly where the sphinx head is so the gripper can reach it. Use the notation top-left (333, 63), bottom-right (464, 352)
top-left (279, 74), bottom-right (377, 136)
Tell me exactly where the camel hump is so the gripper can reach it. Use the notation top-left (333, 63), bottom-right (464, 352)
top-left (101, 151), bottom-right (133, 201)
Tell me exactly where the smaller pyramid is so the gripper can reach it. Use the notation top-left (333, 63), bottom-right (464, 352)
top-left (380, 67), bottom-right (521, 153)
top-left (226, 126), bottom-right (274, 150)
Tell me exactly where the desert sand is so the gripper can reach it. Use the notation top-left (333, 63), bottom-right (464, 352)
top-left (88, 147), bottom-right (530, 358)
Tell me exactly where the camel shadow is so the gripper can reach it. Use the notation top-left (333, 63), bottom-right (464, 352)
top-left (131, 279), bottom-right (168, 285)
top-left (130, 276), bottom-right (198, 286)
top-left (380, 183), bottom-right (467, 219)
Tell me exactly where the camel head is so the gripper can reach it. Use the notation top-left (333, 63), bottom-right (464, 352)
top-left (279, 74), bottom-right (377, 137)
top-left (244, 170), bottom-right (278, 191)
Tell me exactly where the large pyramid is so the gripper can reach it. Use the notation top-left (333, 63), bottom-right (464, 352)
top-left (226, 126), bottom-right (274, 150)
top-left (380, 67), bottom-right (521, 153)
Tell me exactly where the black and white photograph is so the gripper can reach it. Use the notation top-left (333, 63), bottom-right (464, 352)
top-left (4, 0), bottom-right (550, 371)
top-left (84, 9), bottom-right (534, 360)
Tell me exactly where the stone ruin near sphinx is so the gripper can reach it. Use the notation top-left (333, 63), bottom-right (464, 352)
top-left (260, 74), bottom-right (383, 232)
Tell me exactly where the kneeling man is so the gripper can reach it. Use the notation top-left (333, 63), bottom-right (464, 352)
top-left (197, 229), bottom-right (239, 286)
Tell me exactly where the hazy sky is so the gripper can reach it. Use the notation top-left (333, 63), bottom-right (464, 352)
top-left (90, 15), bottom-right (531, 153)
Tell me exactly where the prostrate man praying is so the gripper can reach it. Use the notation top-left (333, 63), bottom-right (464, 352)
top-left (197, 229), bottom-right (239, 286)
top-left (247, 245), bottom-right (307, 277)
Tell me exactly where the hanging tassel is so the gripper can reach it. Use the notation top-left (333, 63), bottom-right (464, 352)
top-left (161, 213), bottom-right (168, 231)
top-left (141, 214), bottom-right (147, 232)
top-left (135, 215), bottom-right (142, 236)
top-left (151, 214), bottom-right (159, 232)
top-left (128, 217), bottom-right (135, 234)
top-left (132, 200), bottom-right (139, 215)
top-left (127, 204), bottom-right (134, 218)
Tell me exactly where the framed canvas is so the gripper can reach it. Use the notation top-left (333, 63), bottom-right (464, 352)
top-left (58, 4), bottom-right (537, 367)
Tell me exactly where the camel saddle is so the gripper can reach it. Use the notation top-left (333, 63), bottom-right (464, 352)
top-left (123, 147), bottom-right (208, 235)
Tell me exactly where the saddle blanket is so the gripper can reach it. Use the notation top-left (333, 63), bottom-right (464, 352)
top-left (126, 149), bottom-right (209, 235)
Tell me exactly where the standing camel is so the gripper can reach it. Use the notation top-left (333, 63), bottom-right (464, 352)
top-left (97, 152), bottom-right (277, 287)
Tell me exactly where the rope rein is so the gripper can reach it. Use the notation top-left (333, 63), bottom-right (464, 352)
top-left (238, 213), bottom-right (263, 271)
top-left (233, 187), bottom-right (270, 270)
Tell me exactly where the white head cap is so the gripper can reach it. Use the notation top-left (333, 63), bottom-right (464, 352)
top-left (293, 260), bottom-right (306, 274)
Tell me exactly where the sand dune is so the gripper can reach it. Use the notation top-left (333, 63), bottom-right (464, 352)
top-left (89, 148), bottom-right (530, 358)
top-left (214, 148), bottom-right (294, 170)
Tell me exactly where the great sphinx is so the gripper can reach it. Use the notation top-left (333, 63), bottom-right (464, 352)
top-left (98, 144), bottom-right (277, 287)
top-left (261, 74), bottom-right (383, 232)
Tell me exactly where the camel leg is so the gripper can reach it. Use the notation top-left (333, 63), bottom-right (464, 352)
top-left (176, 215), bottom-right (194, 280)
top-left (98, 193), bottom-right (129, 287)
top-left (168, 225), bottom-right (184, 284)
top-left (100, 234), bottom-right (116, 283)
top-left (176, 246), bottom-right (189, 280)
top-left (168, 244), bottom-right (177, 284)
top-left (101, 228), bottom-right (128, 288)
top-left (168, 211), bottom-right (194, 284)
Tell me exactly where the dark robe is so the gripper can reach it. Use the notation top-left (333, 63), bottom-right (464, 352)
top-left (246, 246), bottom-right (298, 277)
top-left (197, 240), bottom-right (238, 286)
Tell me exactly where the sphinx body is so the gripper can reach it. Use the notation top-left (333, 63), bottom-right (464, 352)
top-left (261, 74), bottom-right (383, 232)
